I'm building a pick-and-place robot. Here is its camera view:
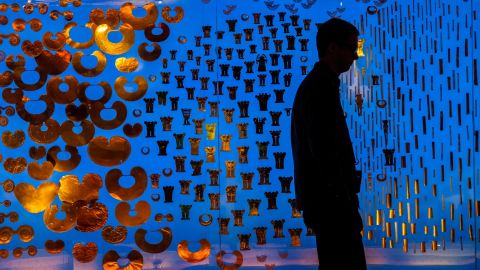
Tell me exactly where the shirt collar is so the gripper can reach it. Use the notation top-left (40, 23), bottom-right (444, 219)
top-left (313, 61), bottom-right (340, 88)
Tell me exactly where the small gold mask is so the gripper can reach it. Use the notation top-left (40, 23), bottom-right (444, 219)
top-left (14, 182), bottom-right (59, 213)
top-left (135, 227), bottom-right (172, 254)
top-left (105, 167), bottom-right (147, 201)
top-left (114, 76), bottom-right (148, 101)
top-left (115, 200), bottom-right (151, 227)
top-left (95, 23), bottom-right (135, 55)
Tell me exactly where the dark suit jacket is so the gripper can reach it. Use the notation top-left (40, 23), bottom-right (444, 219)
top-left (291, 61), bottom-right (361, 229)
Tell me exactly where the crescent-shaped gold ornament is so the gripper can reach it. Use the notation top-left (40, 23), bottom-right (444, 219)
top-left (88, 136), bottom-right (131, 167)
top-left (6, 54), bottom-right (25, 71)
top-left (34, 49), bottom-right (71, 75)
top-left (105, 166), bottom-right (147, 201)
top-left (43, 203), bottom-right (76, 232)
top-left (15, 94), bottom-right (55, 125)
top-left (63, 21), bottom-right (97, 49)
top-left (60, 120), bottom-right (95, 147)
top-left (103, 250), bottom-right (143, 270)
top-left (28, 119), bottom-right (60, 144)
top-left (114, 76), bottom-right (148, 101)
top-left (95, 23), bottom-right (134, 55)
top-left (89, 101), bottom-right (127, 130)
top-left (72, 50), bottom-right (107, 77)
top-left (76, 81), bottom-right (112, 105)
top-left (138, 42), bottom-right (161, 61)
top-left (27, 161), bottom-right (54, 180)
top-left (134, 227), bottom-right (172, 253)
top-left (115, 200), bottom-right (151, 227)
top-left (177, 239), bottom-right (211, 263)
top-left (46, 76), bottom-right (78, 104)
top-left (46, 145), bottom-right (81, 172)
top-left (144, 23), bottom-right (170, 42)
top-left (42, 31), bottom-right (66, 51)
top-left (216, 250), bottom-right (243, 270)
top-left (119, 2), bottom-right (158, 30)
top-left (12, 66), bottom-right (47, 91)
top-left (102, 225), bottom-right (127, 244)
top-left (161, 6), bottom-right (184, 24)
top-left (14, 182), bottom-right (59, 213)
top-left (58, 173), bottom-right (102, 204)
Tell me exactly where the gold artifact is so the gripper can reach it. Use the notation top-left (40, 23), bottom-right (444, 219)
top-left (58, 173), bottom-right (103, 203)
top-left (46, 145), bottom-right (81, 172)
top-left (13, 67), bottom-right (47, 91)
top-left (95, 23), bottom-right (135, 55)
top-left (1, 179), bottom-right (14, 193)
top-left (14, 182), bottom-right (58, 213)
top-left (105, 167), bottom-right (147, 201)
top-left (46, 76), bottom-right (78, 104)
top-left (42, 31), bottom-right (67, 51)
top-left (44, 203), bottom-right (76, 232)
top-left (63, 22), bottom-right (97, 49)
top-left (102, 225), bottom-right (127, 244)
top-left (216, 250), bottom-right (243, 270)
top-left (89, 8), bottom-right (120, 28)
top-left (144, 23), bottom-right (170, 42)
top-left (35, 49), bottom-right (71, 75)
top-left (75, 201), bottom-right (108, 232)
top-left (59, 0), bottom-right (82, 7)
top-left (12, 245), bottom-right (37, 258)
top-left (88, 136), bottom-right (131, 167)
top-left (123, 123), bottom-right (142, 138)
top-left (114, 76), bottom-right (148, 101)
top-left (27, 161), bottom-right (54, 180)
top-left (6, 54), bottom-right (26, 71)
top-left (28, 119), bottom-right (61, 144)
top-left (60, 120), bottom-right (95, 146)
top-left (65, 103), bottom-right (89, 121)
top-left (71, 50), bottom-right (107, 77)
top-left (0, 71), bottom-right (13, 87)
top-left (0, 212), bottom-right (18, 223)
top-left (3, 157), bottom-right (27, 174)
top-left (12, 18), bottom-right (42, 32)
top-left (103, 250), bottom-right (143, 270)
top-left (16, 94), bottom-right (54, 124)
top-left (138, 42), bottom-right (161, 61)
top-left (0, 33), bottom-right (20, 46)
top-left (135, 227), bottom-right (172, 253)
top-left (89, 101), bottom-right (127, 130)
top-left (199, 214), bottom-right (213, 226)
top-left (177, 239), bottom-right (211, 263)
top-left (115, 57), bottom-right (139, 72)
top-left (45, 240), bottom-right (65, 254)
top-left (2, 130), bottom-right (25, 148)
top-left (76, 81), bottom-right (112, 105)
top-left (119, 2), bottom-right (158, 30)
top-left (73, 242), bottom-right (98, 263)
top-left (0, 225), bottom-right (34, 244)
top-left (21, 40), bottom-right (43, 57)
top-left (357, 39), bottom-right (365, 57)
top-left (115, 200), bottom-right (151, 227)
top-left (161, 6), bottom-right (184, 24)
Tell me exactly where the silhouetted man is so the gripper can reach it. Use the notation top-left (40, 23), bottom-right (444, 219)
top-left (291, 18), bottom-right (367, 270)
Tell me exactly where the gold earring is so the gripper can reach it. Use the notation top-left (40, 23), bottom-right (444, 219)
top-left (95, 23), bottom-right (135, 55)
top-left (73, 242), bottom-right (98, 263)
top-left (134, 227), bottom-right (172, 253)
top-left (76, 81), bottom-right (112, 105)
top-left (87, 136), bottom-right (131, 167)
top-left (2, 130), bottom-right (25, 148)
top-left (138, 42), bottom-right (161, 61)
top-left (28, 119), bottom-right (61, 145)
top-left (72, 50), bottom-right (107, 77)
top-left (58, 173), bottom-right (102, 204)
top-left (14, 182), bottom-right (59, 213)
top-left (177, 239), bottom-right (211, 263)
top-left (114, 76), bottom-right (148, 101)
top-left (44, 240), bottom-right (65, 254)
top-left (161, 6), bottom-right (184, 24)
top-left (42, 31), bottom-right (66, 51)
top-left (27, 161), bottom-right (54, 180)
top-left (15, 95), bottom-right (55, 125)
top-left (12, 67), bottom-right (47, 91)
top-left (144, 22), bottom-right (170, 42)
top-left (63, 22), bottom-right (97, 49)
top-left (46, 145), bottom-right (81, 172)
top-left (6, 54), bottom-right (25, 70)
top-left (0, 71), bottom-right (13, 87)
top-left (115, 201), bottom-right (151, 227)
top-left (216, 250), bottom-right (243, 270)
top-left (103, 250), bottom-right (143, 270)
top-left (89, 8), bottom-right (120, 28)
top-left (3, 157), bottom-right (26, 174)
top-left (115, 57), bottom-right (139, 73)
top-left (120, 2), bottom-right (158, 30)
top-left (89, 101), bottom-right (127, 130)
top-left (34, 49), bottom-right (71, 75)
top-left (60, 120), bottom-right (95, 147)
top-left (43, 203), bottom-right (76, 232)
top-left (46, 76), bottom-right (78, 104)
top-left (102, 225), bottom-right (127, 244)
top-left (106, 166), bottom-right (147, 201)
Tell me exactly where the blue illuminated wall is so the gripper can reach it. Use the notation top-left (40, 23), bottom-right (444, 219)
top-left (0, 0), bottom-right (479, 269)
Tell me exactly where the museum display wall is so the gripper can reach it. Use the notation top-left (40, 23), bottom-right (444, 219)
top-left (0, 0), bottom-right (479, 269)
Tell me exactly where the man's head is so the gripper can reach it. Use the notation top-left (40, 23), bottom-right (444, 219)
top-left (316, 18), bottom-right (360, 75)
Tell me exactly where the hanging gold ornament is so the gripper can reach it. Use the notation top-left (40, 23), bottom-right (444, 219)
top-left (14, 182), bottom-right (59, 213)
top-left (95, 23), bottom-right (135, 55)
top-left (177, 239), bottom-right (211, 263)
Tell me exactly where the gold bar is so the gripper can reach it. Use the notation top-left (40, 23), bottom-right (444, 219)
top-left (402, 223), bottom-right (407, 236)
top-left (420, 241), bottom-right (426, 253)
top-left (386, 222), bottom-right (391, 237)
top-left (368, 215), bottom-right (374, 226)
top-left (410, 223), bottom-right (416, 234)
top-left (428, 207), bottom-right (433, 219)
top-left (376, 209), bottom-right (382, 225)
top-left (407, 202), bottom-right (411, 223)
top-left (459, 214), bottom-right (463, 231)
top-left (382, 237), bottom-right (386, 248)
top-left (450, 204), bottom-right (455, 220)
top-left (398, 201), bottom-right (403, 216)
top-left (403, 239), bottom-right (408, 253)
top-left (433, 225), bottom-right (438, 237)
top-left (386, 193), bottom-right (392, 208)
top-left (424, 225), bottom-right (429, 235)
top-left (432, 184), bottom-right (437, 197)
top-left (394, 178), bottom-right (398, 198)
top-left (389, 209), bottom-right (395, 219)
top-left (469, 225), bottom-right (473, 240)
top-left (389, 239), bottom-right (394, 249)
top-left (406, 176), bottom-right (410, 199)
top-left (367, 230), bottom-right (373, 240)
top-left (431, 240), bottom-right (438, 251)
top-left (415, 198), bottom-right (420, 219)
top-left (441, 218), bottom-right (446, 232)
top-left (414, 179), bottom-right (419, 194)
